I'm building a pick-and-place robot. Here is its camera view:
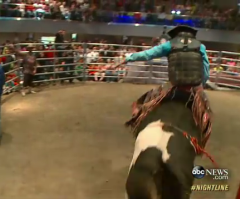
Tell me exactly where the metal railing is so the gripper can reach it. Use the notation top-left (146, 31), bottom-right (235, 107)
top-left (1, 42), bottom-right (240, 95)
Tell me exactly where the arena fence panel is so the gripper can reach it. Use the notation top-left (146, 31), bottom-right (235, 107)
top-left (0, 52), bottom-right (21, 95)
top-left (2, 42), bottom-right (240, 94)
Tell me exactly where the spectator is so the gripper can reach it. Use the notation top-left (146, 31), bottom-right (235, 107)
top-left (99, 45), bottom-right (112, 62)
top-left (105, 59), bottom-right (118, 82)
top-left (114, 52), bottom-right (124, 65)
top-left (1, 0), bottom-right (240, 30)
top-left (88, 63), bottom-right (98, 80)
top-left (4, 73), bottom-right (17, 94)
top-left (86, 48), bottom-right (95, 64)
top-left (94, 58), bottom-right (105, 81)
top-left (227, 59), bottom-right (236, 70)
top-left (65, 49), bottom-right (75, 84)
top-left (2, 47), bottom-right (15, 73)
top-left (19, 3), bottom-right (25, 17)
top-left (51, 1), bottom-right (62, 19)
top-left (73, 45), bottom-right (84, 62)
top-left (76, 58), bottom-right (85, 81)
top-left (70, 3), bottom-right (81, 21)
top-left (60, 2), bottom-right (70, 19)
top-left (25, 1), bottom-right (36, 18)
top-left (58, 53), bottom-right (67, 84)
top-left (35, 47), bottom-right (47, 83)
top-left (117, 65), bottom-right (126, 82)
top-left (42, 44), bottom-right (54, 81)
top-left (35, 4), bottom-right (46, 19)
top-left (21, 44), bottom-right (38, 96)
top-left (6, 2), bottom-right (21, 17)
top-left (92, 46), bottom-right (100, 62)
top-left (55, 30), bottom-right (66, 58)
top-left (213, 66), bottom-right (224, 73)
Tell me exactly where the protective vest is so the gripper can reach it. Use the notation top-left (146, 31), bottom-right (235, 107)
top-left (168, 37), bottom-right (203, 86)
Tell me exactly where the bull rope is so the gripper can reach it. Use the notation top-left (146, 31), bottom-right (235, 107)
top-left (183, 132), bottom-right (218, 168)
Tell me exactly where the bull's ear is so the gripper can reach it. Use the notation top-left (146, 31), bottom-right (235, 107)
top-left (236, 183), bottom-right (240, 199)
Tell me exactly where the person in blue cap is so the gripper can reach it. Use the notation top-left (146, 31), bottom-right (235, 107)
top-left (0, 64), bottom-right (5, 141)
top-left (118, 25), bottom-right (211, 148)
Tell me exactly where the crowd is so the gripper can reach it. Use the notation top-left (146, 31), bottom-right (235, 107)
top-left (0, 37), bottom-right (137, 95)
top-left (1, 33), bottom-right (240, 95)
top-left (0, 0), bottom-right (95, 21)
top-left (208, 51), bottom-right (240, 72)
top-left (0, 0), bottom-right (240, 30)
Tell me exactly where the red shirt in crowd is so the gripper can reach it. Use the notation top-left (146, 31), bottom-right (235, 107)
top-left (0, 57), bottom-right (6, 63)
top-left (25, 4), bottom-right (35, 12)
top-left (45, 47), bottom-right (54, 59)
top-left (88, 66), bottom-right (98, 75)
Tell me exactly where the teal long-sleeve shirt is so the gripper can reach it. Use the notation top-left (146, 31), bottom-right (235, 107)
top-left (125, 41), bottom-right (210, 84)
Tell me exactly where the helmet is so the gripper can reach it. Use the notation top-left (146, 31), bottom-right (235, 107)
top-left (167, 25), bottom-right (198, 39)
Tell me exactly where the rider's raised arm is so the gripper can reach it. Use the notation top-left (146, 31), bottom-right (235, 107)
top-left (200, 44), bottom-right (210, 84)
top-left (125, 41), bottom-right (171, 62)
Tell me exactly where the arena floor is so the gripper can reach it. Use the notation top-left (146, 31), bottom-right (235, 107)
top-left (0, 83), bottom-right (239, 199)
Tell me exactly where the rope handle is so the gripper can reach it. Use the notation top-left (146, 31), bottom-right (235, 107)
top-left (183, 132), bottom-right (218, 168)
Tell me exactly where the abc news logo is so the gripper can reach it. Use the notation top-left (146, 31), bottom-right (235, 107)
top-left (192, 166), bottom-right (228, 180)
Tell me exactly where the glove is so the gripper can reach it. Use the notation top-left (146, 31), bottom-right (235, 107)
top-left (114, 59), bottom-right (126, 69)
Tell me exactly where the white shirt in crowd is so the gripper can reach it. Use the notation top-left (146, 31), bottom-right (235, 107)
top-left (19, 4), bottom-right (25, 10)
top-left (60, 4), bottom-right (69, 15)
top-left (92, 51), bottom-right (99, 61)
top-left (34, 4), bottom-right (46, 14)
top-left (33, 3), bottom-right (44, 8)
top-left (86, 50), bottom-right (99, 64)
top-left (74, 52), bottom-right (84, 62)
top-left (19, 4), bottom-right (25, 16)
top-left (86, 51), bottom-right (94, 64)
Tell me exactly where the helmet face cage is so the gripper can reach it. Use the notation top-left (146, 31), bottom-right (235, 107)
top-left (177, 32), bottom-right (195, 38)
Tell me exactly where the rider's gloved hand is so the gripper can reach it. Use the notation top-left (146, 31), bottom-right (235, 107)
top-left (114, 58), bottom-right (126, 69)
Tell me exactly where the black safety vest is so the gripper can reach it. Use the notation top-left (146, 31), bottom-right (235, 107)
top-left (168, 37), bottom-right (203, 86)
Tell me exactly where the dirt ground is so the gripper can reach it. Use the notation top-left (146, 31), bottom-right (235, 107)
top-left (0, 83), bottom-right (239, 199)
